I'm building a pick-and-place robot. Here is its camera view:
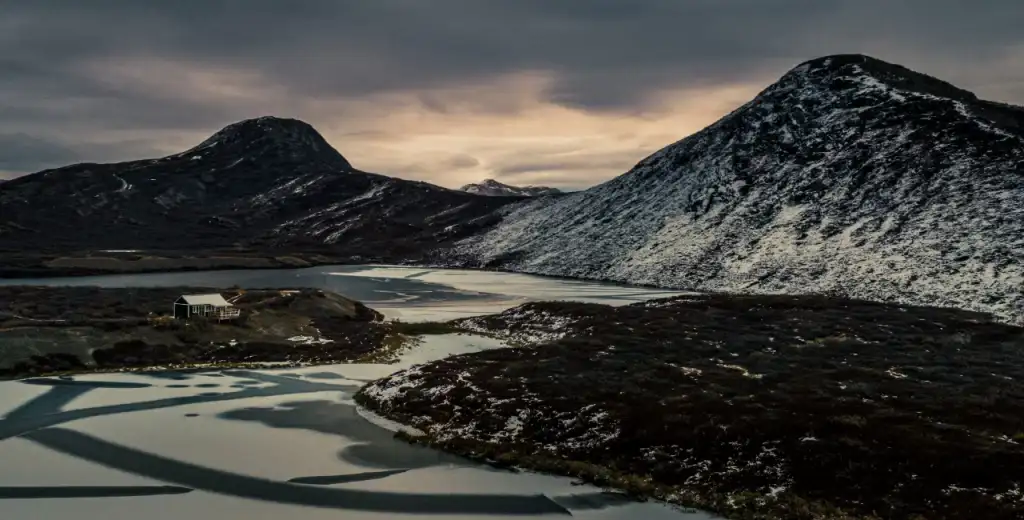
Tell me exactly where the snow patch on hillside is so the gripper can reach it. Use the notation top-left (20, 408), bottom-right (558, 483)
top-left (458, 306), bottom-right (580, 345)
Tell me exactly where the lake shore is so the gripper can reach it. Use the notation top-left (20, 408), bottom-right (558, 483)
top-left (356, 295), bottom-right (1024, 520)
top-left (0, 286), bottom-right (396, 378)
top-left (0, 267), bottom-right (684, 378)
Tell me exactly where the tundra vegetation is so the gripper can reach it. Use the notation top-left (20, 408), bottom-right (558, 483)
top-left (0, 286), bottom-right (394, 377)
top-left (357, 295), bottom-right (1024, 520)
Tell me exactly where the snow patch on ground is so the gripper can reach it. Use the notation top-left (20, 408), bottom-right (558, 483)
top-left (718, 364), bottom-right (764, 379)
top-left (286, 335), bottom-right (335, 345)
top-left (885, 367), bottom-right (910, 379)
top-left (459, 306), bottom-right (579, 345)
top-left (355, 405), bottom-right (426, 437)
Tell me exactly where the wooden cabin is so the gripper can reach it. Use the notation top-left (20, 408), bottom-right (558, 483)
top-left (173, 293), bottom-right (241, 321)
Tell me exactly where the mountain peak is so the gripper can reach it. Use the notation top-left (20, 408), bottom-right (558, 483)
top-left (183, 116), bottom-right (351, 169)
top-left (781, 54), bottom-right (977, 102)
top-left (460, 179), bottom-right (561, 197)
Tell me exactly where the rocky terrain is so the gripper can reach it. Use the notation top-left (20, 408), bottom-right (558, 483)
top-left (450, 54), bottom-right (1024, 323)
top-left (357, 295), bottom-right (1024, 520)
top-left (0, 286), bottom-right (394, 378)
top-left (459, 179), bottom-right (562, 197)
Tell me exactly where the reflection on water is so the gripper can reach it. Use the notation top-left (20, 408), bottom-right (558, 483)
top-left (0, 363), bottom-right (718, 519)
top-left (218, 399), bottom-right (470, 470)
top-left (0, 485), bottom-right (193, 499)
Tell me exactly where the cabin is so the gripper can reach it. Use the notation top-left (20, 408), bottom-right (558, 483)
top-left (173, 293), bottom-right (241, 321)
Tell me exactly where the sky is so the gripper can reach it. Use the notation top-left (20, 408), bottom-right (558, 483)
top-left (1, 1), bottom-right (1022, 189)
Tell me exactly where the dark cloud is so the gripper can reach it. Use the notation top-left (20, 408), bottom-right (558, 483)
top-left (445, 155), bottom-right (481, 170)
top-left (378, 154), bottom-right (482, 181)
top-left (492, 149), bottom-right (660, 189)
top-left (0, 133), bottom-right (171, 174)
top-left (0, 133), bottom-right (81, 172)
top-left (497, 162), bottom-right (583, 177)
top-left (1, 0), bottom-right (1022, 179)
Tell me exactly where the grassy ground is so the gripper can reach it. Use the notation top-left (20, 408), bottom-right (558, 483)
top-left (0, 286), bottom-right (388, 377)
top-left (357, 294), bottom-right (1024, 520)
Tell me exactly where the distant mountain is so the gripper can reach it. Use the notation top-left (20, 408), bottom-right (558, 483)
top-left (459, 179), bottom-right (561, 197)
top-left (448, 54), bottom-right (1024, 322)
top-left (0, 116), bottom-right (518, 257)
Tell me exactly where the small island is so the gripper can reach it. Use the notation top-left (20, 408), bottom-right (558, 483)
top-left (356, 295), bottom-right (1024, 520)
top-left (0, 286), bottom-right (393, 378)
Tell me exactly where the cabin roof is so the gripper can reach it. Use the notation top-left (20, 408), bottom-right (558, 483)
top-left (177, 293), bottom-right (231, 306)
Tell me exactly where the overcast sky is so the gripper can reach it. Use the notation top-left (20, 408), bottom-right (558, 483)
top-left (2, 1), bottom-right (1022, 188)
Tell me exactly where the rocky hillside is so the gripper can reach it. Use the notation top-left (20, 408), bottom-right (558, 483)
top-left (450, 54), bottom-right (1024, 323)
top-left (0, 117), bottom-right (517, 258)
top-left (460, 179), bottom-right (561, 197)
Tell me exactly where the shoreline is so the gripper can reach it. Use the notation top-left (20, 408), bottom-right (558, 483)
top-left (0, 286), bottom-right (389, 379)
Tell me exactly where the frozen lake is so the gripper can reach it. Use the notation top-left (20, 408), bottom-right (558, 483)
top-left (0, 267), bottom-right (713, 519)
top-left (1, 264), bottom-right (685, 321)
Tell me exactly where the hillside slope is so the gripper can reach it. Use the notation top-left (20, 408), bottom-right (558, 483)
top-left (450, 54), bottom-right (1024, 322)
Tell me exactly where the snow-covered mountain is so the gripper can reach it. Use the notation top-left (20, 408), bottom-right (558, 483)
top-left (459, 179), bottom-right (561, 197)
top-left (449, 54), bottom-right (1024, 323)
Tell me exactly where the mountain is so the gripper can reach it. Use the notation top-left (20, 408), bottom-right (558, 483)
top-left (447, 54), bottom-right (1024, 322)
top-left (459, 179), bottom-right (561, 197)
top-left (0, 116), bottom-right (518, 257)
top-left (5, 55), bottom-right (1023, 322)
